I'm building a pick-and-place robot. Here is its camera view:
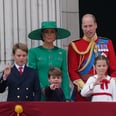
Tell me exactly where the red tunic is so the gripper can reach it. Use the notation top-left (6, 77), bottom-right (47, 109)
top-left (68, 37), bottom-right (116, 101)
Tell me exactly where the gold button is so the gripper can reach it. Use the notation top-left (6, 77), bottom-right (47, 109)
top-left (26, 88), bottom-right (29, 90)
top-left (17, 96), bottom-right (20, 98)
top-left (26, 96), bottom-right (28, 99)
top-left (17, 88), bottom-right (20, 90)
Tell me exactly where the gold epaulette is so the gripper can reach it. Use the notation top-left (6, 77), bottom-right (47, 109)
top-left (71, 42), bottom-right (91, 55)
top-left (73, 79), bottom-right (85, 91)
top-left (71, 40), bottom-right (98, 72)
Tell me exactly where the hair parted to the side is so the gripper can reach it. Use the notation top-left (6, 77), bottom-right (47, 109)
top-left (12, 43), bottom-right (28, 54)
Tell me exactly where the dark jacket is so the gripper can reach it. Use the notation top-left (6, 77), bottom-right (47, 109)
top-left (0, 65), bottom-right (41, 101)
top-left (45, 86), bottom-right (66, 101)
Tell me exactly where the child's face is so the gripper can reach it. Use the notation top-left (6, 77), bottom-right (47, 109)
top-left (48, 75), bottom-right (62, 87)
top-left (95, 59), bottom-right (108, 75)
top-left (13, 49), bottom-right (27, 66)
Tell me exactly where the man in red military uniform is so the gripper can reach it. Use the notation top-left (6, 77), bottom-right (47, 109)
top-left (68, 13), bottom-right (116, 101)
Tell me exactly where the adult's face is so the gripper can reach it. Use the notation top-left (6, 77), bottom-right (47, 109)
top-left (42, 28), bottom-right (56, 43)
top-left (82, 15), bottom-right (97, 39)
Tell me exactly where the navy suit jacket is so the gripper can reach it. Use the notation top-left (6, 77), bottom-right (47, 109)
top-left (0, 65), bottom-right (41, 101)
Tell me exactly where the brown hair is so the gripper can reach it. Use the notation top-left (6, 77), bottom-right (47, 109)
top-left (94, 55), bottom-right (109, 65)
top-left (12, 43), bottom-right (28, 54)
top-left (41, 28), bottom-right (57, 41)
top-left (48, 67), bottom-right (62, 78)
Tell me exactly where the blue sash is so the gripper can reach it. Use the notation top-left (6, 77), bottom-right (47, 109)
top-left (71, 38), bottom-right (109, 101)
top-left (79, 37), bottom-right (108, 74)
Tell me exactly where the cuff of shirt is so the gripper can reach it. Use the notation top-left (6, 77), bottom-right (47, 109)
top-left (89, 83), bottom-right (94, 90)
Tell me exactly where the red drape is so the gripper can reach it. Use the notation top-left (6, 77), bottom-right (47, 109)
top-left (0, 102), bottom-right (116, 116)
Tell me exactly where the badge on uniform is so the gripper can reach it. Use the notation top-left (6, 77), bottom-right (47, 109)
top-left (98, 43), bottom-right (109, 52)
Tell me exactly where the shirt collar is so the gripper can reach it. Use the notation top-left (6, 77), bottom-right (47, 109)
top-left (15, 64), bottom-right (25, 71)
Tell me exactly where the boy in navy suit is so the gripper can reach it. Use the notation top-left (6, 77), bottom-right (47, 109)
top-left (44, 67), bottom-right (66, 101)
top-left (0, 43), bottom-right (41, 101)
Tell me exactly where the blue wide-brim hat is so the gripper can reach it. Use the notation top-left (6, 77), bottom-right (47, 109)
top-left (28, 21), bottom-right (71, 40)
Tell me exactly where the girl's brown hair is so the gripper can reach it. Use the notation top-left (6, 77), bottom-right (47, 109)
top-left (94, 55), bottom-right (109, 65)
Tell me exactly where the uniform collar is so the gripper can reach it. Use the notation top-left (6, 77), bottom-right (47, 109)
top-left (83, 33), bottom-right (97, 42)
